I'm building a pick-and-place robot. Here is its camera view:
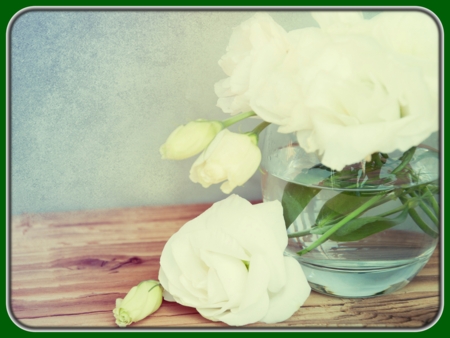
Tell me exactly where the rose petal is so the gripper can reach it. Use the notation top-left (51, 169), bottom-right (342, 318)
top-left (312, 11), bottom-right (364, 30)
top-left (201, 251), bottom-right (248, 303)
top-left (190, 229), bottom-right (250, 261)
top-left (251, 200), bottom-right (287, 251)
top-left (209, 254), bottom-right (271, 326)
top-left (262, 257), bottom-right (311, 323)
top-left (215, 12), bottom-right (291, 116)
top-left (171, 236), bottom-right (208, 287)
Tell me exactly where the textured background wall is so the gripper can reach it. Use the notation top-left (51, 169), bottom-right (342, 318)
top-left (10, 10), bottom-right (438, 215)
top-left (11, 10), bottom-right (321, 215)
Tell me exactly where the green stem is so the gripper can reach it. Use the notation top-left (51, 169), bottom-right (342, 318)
top-left (288, 229), bottom-right (314, 238)
top-left (376, 204), bottom-right (408, 218)
top-left (320, 189), bottom-right (401, 227)
top-left (391, 147), bottom-right (416, 175)
top-left (296, 194), bottom-right (385, 256)
top-left (424, 186), bottom-right (440, 215)
top-left (372, 152), bottom-right (383, 167)
top-left (245, 121), bottom-right (271, 145)
top-left (251, 121), bottom-right (271, 136)
top-left (289, 202), bottom-right (408, 240)
top-left (399, 196), bottom-right (438, 239)
top-left (222, 111), bottom-right (256, 128)
top-left (409, 192), bottom-right (439, 226)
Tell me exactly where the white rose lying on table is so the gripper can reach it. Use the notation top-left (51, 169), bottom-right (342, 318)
top-left (158, 194), bottom-right (311, 326)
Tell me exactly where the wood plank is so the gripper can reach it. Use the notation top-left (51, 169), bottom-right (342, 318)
top-left (10, 204), bottom-right (440, 329)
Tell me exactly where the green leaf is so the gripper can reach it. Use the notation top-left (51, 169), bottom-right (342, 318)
top-left (316, 189), bottom-right (401, 227)
top-left (391, 146), bottom-right (416, 175)
top-left (317, 191), bottom-right (378, 226)
top-left (294, 168), bottom-right (332, 185)
top-left (425, 183), bottom-right (439, 195)
top-left (329, 208), bottom-right (409, 242)
top-left (281, 182), bottom-right (320, 229)
top-left (413, 147), bottom-right (439, 163)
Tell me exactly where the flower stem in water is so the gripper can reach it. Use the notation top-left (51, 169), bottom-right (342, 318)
top-left (296, 194), bottom-right (385, 256)
top-left (399, 196), bottom-right (438, 238)
top-left (408, 191), bottom-right (439, 226)
top-left (288, 201), bottom-right (412, 240)
top-left (288, 229), bottom-right (314, 238)
top-left (423, 186), bottom-right (440, 215)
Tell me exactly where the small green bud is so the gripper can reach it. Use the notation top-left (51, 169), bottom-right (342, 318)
top-left (113, 280), bottom-right (163, 327)
top-left (160, 120), bottom-right (223, 160)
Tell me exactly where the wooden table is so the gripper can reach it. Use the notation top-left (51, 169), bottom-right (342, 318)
top-left (10, 203), bottom-right (440, 329)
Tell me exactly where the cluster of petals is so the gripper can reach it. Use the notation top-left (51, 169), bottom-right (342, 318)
top-left (159, 195), bottom-right (311, 326)
top-left (215, 11), bottom-right (439, 170)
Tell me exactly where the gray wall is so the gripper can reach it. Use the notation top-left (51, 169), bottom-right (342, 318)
top-left (10, 10), bottom-right (319, 215)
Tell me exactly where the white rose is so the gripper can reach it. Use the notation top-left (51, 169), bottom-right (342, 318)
top-left (160, 120), bottom-right (223, 160)
top-left (309, 10), bottom-right (439, 107)
top-left (313, 11), bottom-right (439, 98)
top-left (370, 11), bottom-right (439, 62)
top-left (214, 13), bottom-right (291, 115)
top-left (298, 35), bottom-right (437, 170)
top-left (246, 12), bottom-right (438, 170)
top-left (158, 194), bottom-right (311, 326)
top-left (189, 129), bottom-right (261, 193)
top-left (311, 11), bottom-right (370, 35)
top-left (369, 11), bottom-right (439, 102)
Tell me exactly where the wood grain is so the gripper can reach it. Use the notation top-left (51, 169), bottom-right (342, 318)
top-left (9, 203), bottom-right (440, 329)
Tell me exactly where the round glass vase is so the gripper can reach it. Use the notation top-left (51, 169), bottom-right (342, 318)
top-left (260, 124), bottom-right (440, 298)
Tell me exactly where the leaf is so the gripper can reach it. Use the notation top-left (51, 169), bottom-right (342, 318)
top-left (316, 189), bottom-right (401, 227)
top-left (316, 191), bottom-right (378, 226)
top-left (329, 208), bottom-right (409, 242)
top-left (281, 182), bottom-right (320, 229)
top-left (294, 168), bottom-right (332, 185)
top-left (391, 146), bottom-right (416, 174)
top-left (413, 147), bottom-right (439, 163)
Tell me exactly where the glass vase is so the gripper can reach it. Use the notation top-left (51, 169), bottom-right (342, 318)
top-left (260, 124), bottom-right (439, 298)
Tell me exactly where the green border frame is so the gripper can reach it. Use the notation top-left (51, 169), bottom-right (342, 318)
top-left (3, 1), bottom-right (447, 336)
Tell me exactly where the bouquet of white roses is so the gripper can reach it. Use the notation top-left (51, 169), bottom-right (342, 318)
top-left (115, 10), bottom-right (440, 327)
top-left (161, 11), bottom-right (439, 247)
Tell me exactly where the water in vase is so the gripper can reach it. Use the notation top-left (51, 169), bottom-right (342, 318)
top-left (261, 145), bottom-right (439, 298)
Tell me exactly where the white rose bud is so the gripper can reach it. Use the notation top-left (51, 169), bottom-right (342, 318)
top-left (189, 129), bottom-right (261, 194)
top-left (113, 280), bottom-right (163, 327)
top-left (160, 119), bottom-right (223, 160)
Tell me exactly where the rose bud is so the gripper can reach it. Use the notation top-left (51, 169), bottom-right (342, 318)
top-left (113, 280), bottom-right (163, 327)
top-left (189, 129), bottom-right (261, 194)
top-left (160, 119), bottom-right (223, 160)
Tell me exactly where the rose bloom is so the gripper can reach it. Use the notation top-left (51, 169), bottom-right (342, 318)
top-left (216, 12), bottom-right (439, 171)
top-left (158, 195), bottom-right (311, 326)
top-left (214, 12), bottom-right (291, 116)
top-left (189, 129), bottom-right (261, 194)
top-left (253, 29), bottom-right (438, 170)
